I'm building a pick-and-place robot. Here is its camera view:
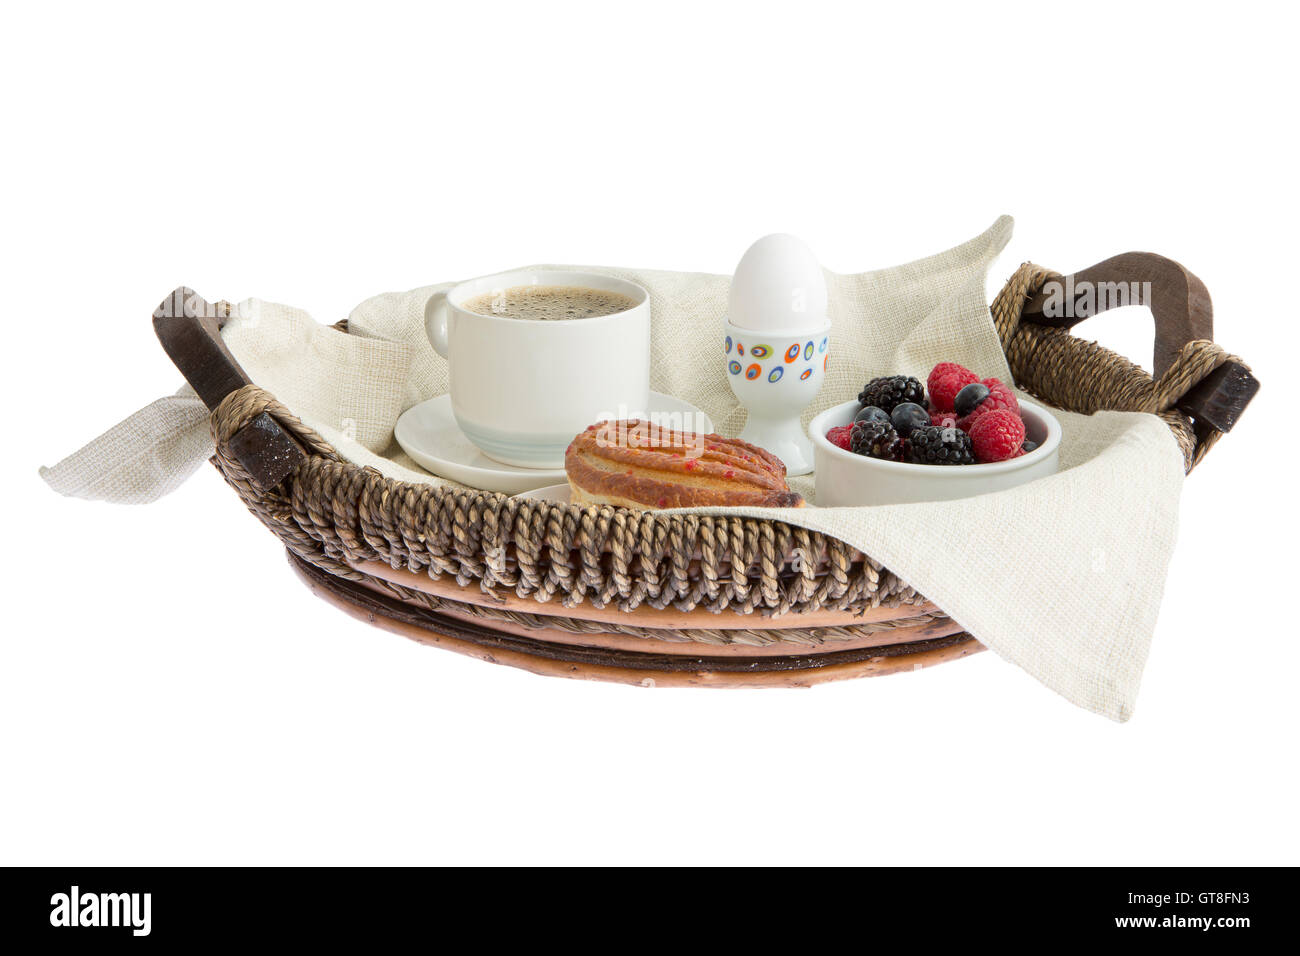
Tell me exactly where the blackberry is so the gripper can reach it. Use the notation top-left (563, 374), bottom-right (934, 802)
top-left (857, 375), bottom-right (925, 413)
top-left (907, 425), bottom-right (975, 465)
top-left (850, 420), bottom-right (904, 461)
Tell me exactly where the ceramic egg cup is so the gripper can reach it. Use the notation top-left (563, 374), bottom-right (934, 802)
top-left (724, 319), bottom-right (831, 476)
top-left (809, 399), bottom-right (1062, 506)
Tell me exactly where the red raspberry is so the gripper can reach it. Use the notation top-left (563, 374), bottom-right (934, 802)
top-left (826, 424), bottom-right (853, 450)
top-left (927, 362), bottom-right (978, 412)
top-left (958, 378), bottom-right (1020, 429)
top-left (969, 408), bottom-right (1026, 463)
top-left (929, 408), bottom-right (959, 428)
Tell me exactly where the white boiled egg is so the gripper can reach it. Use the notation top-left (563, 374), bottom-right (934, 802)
top-left (727, 233), bottom-right (828, 332)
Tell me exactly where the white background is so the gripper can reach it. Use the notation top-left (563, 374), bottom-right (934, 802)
top-left (3, 1), bottom-right (1297, 865)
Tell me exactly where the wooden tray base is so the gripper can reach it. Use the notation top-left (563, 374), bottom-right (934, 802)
top-left (290, 552), bottom-right (985, 688)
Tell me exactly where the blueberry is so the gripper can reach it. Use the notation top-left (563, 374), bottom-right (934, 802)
top-left (854, 405), bottom-right (891, 426)
top-left (890, 401), bottom-right (928, 437)
top-left (1022, 439), bottom-right (1039, 453)
top-left (953, 382), bottom-right (990, 417)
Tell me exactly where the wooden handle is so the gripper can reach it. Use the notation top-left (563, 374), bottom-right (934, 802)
top-left (1019, 252), bottom-right (1211, 379)
top-left (1019, 252), bottom-right (1257, 434)
top-left (153, 287), bottom-right (307, 492)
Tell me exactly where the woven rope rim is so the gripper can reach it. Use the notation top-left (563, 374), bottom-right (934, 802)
top-left (344, 557), bottom-right (951, 647)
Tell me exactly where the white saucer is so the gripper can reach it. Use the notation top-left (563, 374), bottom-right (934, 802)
top-left (395, 393), bottom-right (713, 495)
top-left (513, 483), bottom-right (572, 503)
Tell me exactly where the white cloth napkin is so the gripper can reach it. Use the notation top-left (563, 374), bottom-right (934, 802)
top-left (41, 216), bottom-right (1186, 720)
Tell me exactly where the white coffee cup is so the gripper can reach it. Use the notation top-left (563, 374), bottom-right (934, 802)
top-left (424, 269), bottom-right (651, 468)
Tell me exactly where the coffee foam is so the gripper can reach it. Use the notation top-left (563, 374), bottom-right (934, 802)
top-left (462, 285), bottom-right (637, 321)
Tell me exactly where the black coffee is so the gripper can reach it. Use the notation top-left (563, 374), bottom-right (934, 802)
top-left (462, 285), bottom-right (637, 321)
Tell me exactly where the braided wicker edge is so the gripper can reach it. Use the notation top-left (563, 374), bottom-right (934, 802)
top-left (344, 555), bottom-right (950, 647)
top-left (211, 406), bottom-right (924, 624)
top-left (289, 550), bottom-right (985, 686)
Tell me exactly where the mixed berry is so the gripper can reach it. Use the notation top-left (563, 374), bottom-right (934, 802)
top-left (857, 374), bottom-right (925, 412)
top-left (829, 362), bottom-right (1033, 465)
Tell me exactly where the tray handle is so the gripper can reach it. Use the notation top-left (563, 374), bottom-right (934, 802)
top-left (153, 287), bottom-right (307, 492)
top-left (1018, 252), bottom-right (1258, 437)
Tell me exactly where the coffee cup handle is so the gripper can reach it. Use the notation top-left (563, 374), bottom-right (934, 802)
top-left (424, 291), bottom-right (451, 358)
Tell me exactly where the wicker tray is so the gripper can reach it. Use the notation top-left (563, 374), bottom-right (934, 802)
top-left (154, 252), bottom-right (1257, 686)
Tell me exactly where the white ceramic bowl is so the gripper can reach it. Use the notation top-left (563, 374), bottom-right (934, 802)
top-left (809, 398), bottom-right (1062, 506)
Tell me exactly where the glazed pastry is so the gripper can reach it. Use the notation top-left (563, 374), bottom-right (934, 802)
top-left (565, 419), bottom-right (804, 510)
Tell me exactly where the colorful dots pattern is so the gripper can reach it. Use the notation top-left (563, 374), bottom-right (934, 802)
top-left (732, 338), bottom-right (831, 385)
